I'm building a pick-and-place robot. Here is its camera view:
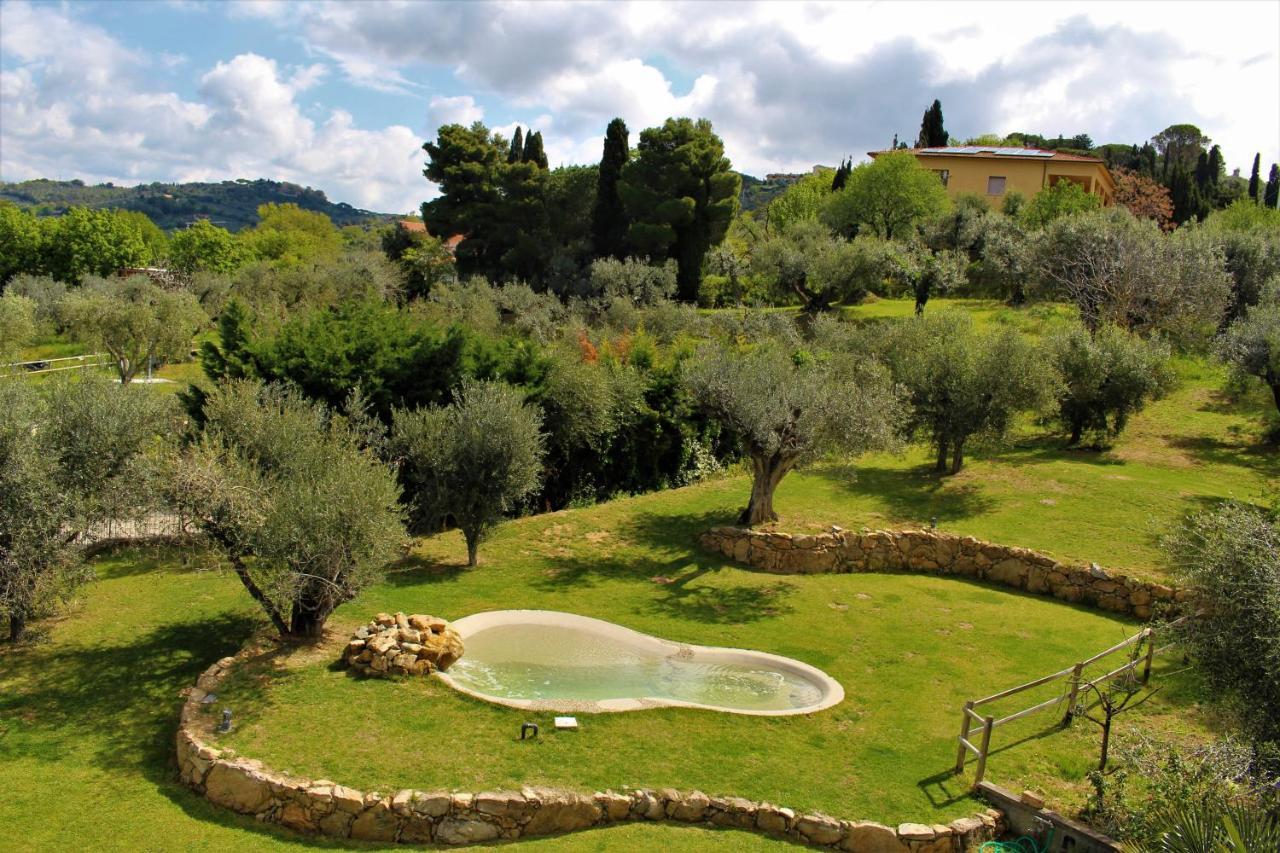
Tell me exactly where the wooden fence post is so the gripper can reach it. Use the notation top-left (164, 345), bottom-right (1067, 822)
top-left (1141, 628), bottom-right (1156, 684)
top-left (955, 700), bottom-right (975, 772)
top-left (973, 715), bottom-right (995, 785)
top-left (1062, 662), bottom-right (1085, 724)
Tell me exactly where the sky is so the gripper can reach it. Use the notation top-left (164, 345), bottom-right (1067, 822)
top-left (1, 0), bottom-right (1277, 215)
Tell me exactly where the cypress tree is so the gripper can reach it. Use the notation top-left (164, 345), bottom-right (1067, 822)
top-left (1207, 145), bottom-right (1222, 184)
top-left (1265, 164), bottom-right (1280, 209)
top-left (591, 117), bottom-right (630, 259)
top-left (1249, 153), bottom-right (1261, 200)
top-left (831, 158), bottom-right (851, 191)
top-left (916, 100), bottom-right (947, 148)
top-left (1194, 151), bottom-right (1212, 190)
top-left (523, 131), bottom-right (548, 170)
top-left (508, 127), bottom-right (524, 164)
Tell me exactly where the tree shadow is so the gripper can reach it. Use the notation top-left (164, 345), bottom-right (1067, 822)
top-left (381, 552), bottom-right (471, 588)
top-left (809, 463), bottom-right (999, 525)
top-left (1166, 435), bottom-right (1280, 478)
top-left (993, 434), bottom-right (1128, 467)
top-left (0, 611), bottom-right (259, 783)
top-left (535, 547), bottom-right (797, 625)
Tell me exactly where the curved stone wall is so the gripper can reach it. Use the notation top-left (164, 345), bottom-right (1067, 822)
top-left (178, 649), bottom-right (1004, 849)
top-left (698, 526), bottom-right (1191, 619)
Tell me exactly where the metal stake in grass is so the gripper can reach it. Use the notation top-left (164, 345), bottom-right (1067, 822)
top-left (520, 722), bottom-right (538, 740)
top-left (217, 709), bottom-right (233, 733)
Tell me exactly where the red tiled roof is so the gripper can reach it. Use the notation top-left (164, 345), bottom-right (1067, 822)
top-left (398, 219), bottom-right (428, 233)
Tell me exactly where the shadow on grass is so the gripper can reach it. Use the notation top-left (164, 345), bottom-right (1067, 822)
top-left (917, 721), bottom-right (1068, 809)
top-left (1166, 434), bottom-right (1280, 478)
top-left (808, 463), bottom-right (999, 525)
top-left (381, 552), bottom-right (472, 588)
top-left (0, 611), bottom-right (257, 781)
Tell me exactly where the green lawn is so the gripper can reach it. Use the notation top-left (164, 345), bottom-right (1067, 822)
top-left (203, 480), bottom-right (1210, 829)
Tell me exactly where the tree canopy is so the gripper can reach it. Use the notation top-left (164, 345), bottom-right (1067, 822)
top-left (618, 117), bottom-right (741, 302)
top-left (823, 151), bottom-right (949, 240)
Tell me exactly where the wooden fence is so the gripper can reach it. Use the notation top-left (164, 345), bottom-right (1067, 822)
top-left (955, 617), bottom-right (1186, 784)
top-left (3, 353), bottom-right (111, 376)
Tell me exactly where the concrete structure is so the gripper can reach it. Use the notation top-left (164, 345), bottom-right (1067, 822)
top-left (870, 147), bottom-right (1116, 205)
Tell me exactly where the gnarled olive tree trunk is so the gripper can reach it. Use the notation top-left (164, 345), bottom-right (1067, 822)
top-left (739, 452), bottom-right (797, 526)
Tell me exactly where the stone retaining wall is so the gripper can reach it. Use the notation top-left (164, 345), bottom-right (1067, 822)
top-left (178, 649), bottom-right (1004, 849)
top-left (698, 526), bottom-right (1192, 620)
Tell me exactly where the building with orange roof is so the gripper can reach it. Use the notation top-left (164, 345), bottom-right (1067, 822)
top-left (870, 146), bottom-right (1115, 205)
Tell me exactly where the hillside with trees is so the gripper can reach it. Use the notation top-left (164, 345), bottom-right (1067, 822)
top-left (0, 178), bottom-right (392, 232)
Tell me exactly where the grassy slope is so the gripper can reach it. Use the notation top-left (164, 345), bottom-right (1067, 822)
top-left (208, 478), bottom-right (1211, 829)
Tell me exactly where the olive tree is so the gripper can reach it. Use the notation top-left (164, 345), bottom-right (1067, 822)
top-left (588, 256), bottom-right (677, 306)
top-left (1045, 323), bottom-right (1175, 445)
top-left (391, 380), bottom-right (545, 566)
top-left (685, 340), bottom-right (903, 525)
top-left (170, 381), bottom-right (405, 639)
top-left (1030, 208), bottom-right (1231, 341)
top-left (61, 275), bottom-right (207, 384)
top-left (1218, 298), bottom-right (1280, 419)
top-left (751, 220), bottom-right (888, 313)
top-left (1, 374), bottom-right (171, 642)
top-left (0, 292), bottom-right (37, 363)
top-left (1166, 502), bottom-right (1280, 755)
top-left (0, 380), bottom-right (77, 642)
top-left (881, 312), bottom-right (1055, 473)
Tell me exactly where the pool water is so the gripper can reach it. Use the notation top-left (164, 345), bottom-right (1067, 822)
top-left (445, 622), bottom-right (827, 712)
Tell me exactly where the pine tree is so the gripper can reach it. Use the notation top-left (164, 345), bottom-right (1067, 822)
top-left (523, 131), bottom-right (548, 170)
top-left (1249, 153), bottom-right (1261, 201)
top-left (591, 117), bottom-right (630, 259)
top-left (1266, 164), bottom-right (1280, 209)
top-left (916, 100), bottom-right (947, 148)
top-left (892, 133), bottom-right (899, 150)
top-left (508, 127), bottom-right (524, 164)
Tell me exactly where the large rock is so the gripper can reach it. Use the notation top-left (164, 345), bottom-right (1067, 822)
top-left (796, 813), bottom-right (844, 845)
top-left (350, 801), bottom-right (400, 842)
top-left (842, 820), bottom-right (908, 852)
top-left (204, 763), bottom-right (272, 814)
top-left (344, 613), bottom-right (465, 676)
top-left (668, 790), bottom-right (710, 822)
top-left (522, 787), bottom-right (600, 836)
top-left (435, 817), bottom-right (501, 845)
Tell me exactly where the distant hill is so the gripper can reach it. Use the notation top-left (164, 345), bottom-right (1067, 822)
top-left (0, 178), bottom-right (397, 232)
top-left (738, 169), bottom-right (831, 212)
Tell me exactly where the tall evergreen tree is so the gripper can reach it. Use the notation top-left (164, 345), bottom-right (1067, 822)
top-left (1194, 151), bottom-right (1212, 190)
top-left (523, 131), bottom-right (549, 170)
top-left (1249, 153), bottom-right (1262, 201)
top-left (831, 158), bottom-right (851, 191)
top-left (1169, 165), bottom-right (1205, 225)
top-left (916, 100), bottom-right (947, 148)
top-left (1266, 164), bottom-right (1280, 209)
top-left (508, 127), bottom-right (524, 164)
top-left (1207, 145), bottom-right (1223, 185)
top-left (618, 117), bottom-right (740, 302)
top-left (591, 118), bottom-right (631, 259)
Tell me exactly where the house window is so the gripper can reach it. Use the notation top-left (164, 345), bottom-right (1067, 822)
top-left (987, 176), bottom-right (1006, 195)
top-left (933, 169), bottom-right (950, 187)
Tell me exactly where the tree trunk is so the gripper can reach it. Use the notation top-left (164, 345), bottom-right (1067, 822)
top-left (739, 453), bottom-right (793, 526)
top-left (1098, 714), bottom-right (1113, 771)
top-left (8, 611), bottom-right (26, 643)
top-left (465, 531), bottom-right (480, 567)
top-left (229, 554), bottom-right (289, 637)
top-left (288, 600), bottom-right (330, 640)
top-left (1270, 379), bottom-right (1280, 416)
top-left (934, 439), bottom-right (949, 472)
top-left (1069, 422), bottom-right (1083, 446)
top-left (950, 438), bottom-right (966, 475)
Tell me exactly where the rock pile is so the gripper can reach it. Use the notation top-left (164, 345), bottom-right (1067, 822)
top-left (343, 612), bottom-right (464, 676)
top-left (699, 526), bottom-right (1193, 620)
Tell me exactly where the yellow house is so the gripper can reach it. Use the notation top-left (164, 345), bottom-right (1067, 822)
top-left (869, 146), bottom-right (1116, 205)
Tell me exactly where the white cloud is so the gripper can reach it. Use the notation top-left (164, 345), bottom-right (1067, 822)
top-left (426, 94), bottom-right (484, 130)
top-left (0, 2), bottom-right (427, 212)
